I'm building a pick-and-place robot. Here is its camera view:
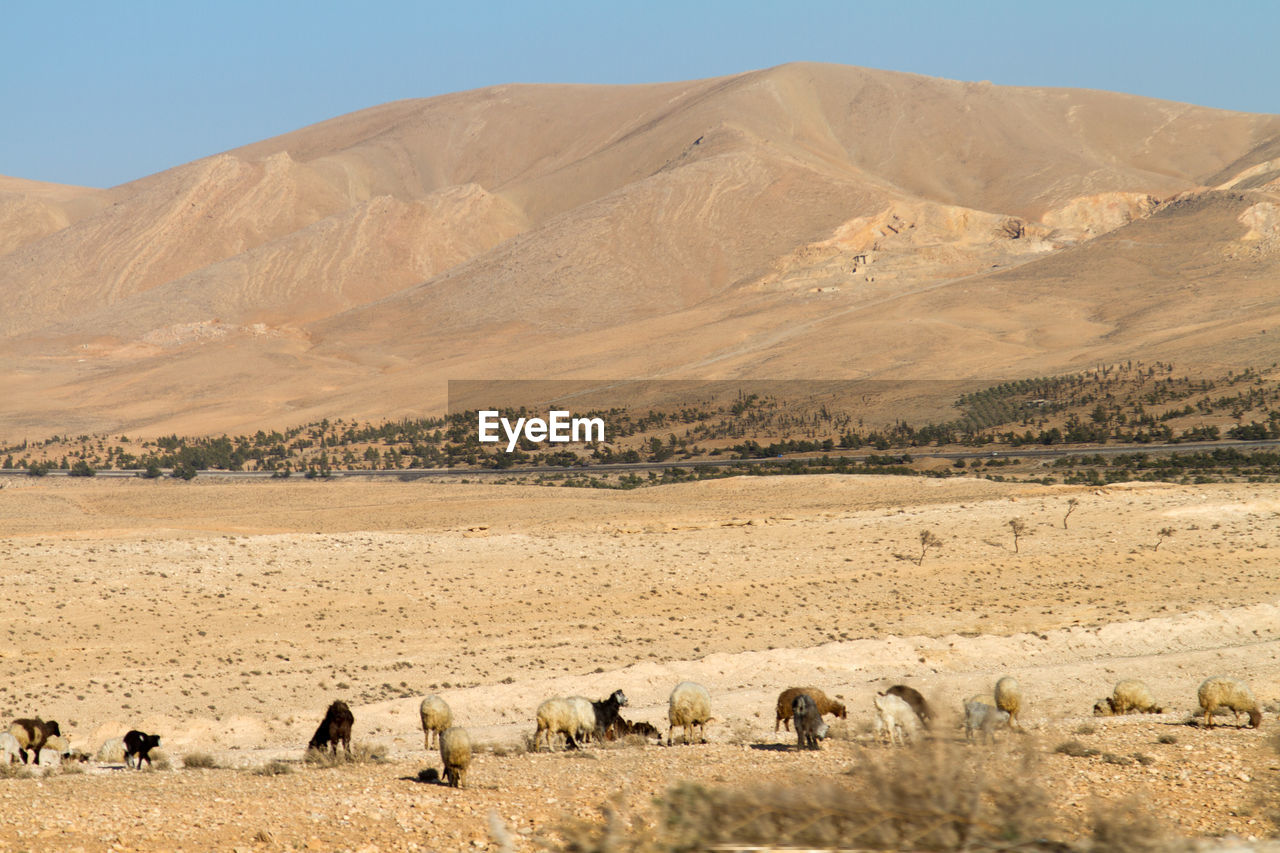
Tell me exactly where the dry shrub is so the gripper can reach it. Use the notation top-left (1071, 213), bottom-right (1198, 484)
top-left (252, 759), bottom-right (293, 776)
top-left (1089, 796), bottom-right (1181, 853)
top-left (0, 763), bottom-right (34, 780)
top-left (1055, 740), bottom-right (1100, 758)
top-left (303, 741), bottom-right (388, 767)
top-left (550, 740), bottom-right (1062, 852)
top-left (182, 752), bottom-right (220, 769)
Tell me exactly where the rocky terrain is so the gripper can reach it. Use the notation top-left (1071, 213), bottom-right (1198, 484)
top-left (0, 474), bottom-right (1277, 850)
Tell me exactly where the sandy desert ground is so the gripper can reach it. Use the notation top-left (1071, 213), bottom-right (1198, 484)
top-left (0, 473), bottom-right (1277, 851)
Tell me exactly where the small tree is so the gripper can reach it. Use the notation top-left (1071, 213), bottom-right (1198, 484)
top-left (171, 462), bottom-right (198, 481)
top-left (1062, 498), bottom-right (1078, 530)
top-left (917, 530), bottom-right (942, 566)
top-left (1008, 518), bottom-right (1028, 553)
top-left (1153, 527), bottom-right (1174, 551)
top-left (141, 460), bottom-right (163, 479)
top-left (69, 459), bottom-right (95, 477)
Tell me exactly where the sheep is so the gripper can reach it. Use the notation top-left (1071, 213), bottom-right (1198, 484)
top-left (38, 735), bottom-right (71, 768)
top-left (873, 692), bottom-right (921, 747)
top-left (774, 687), bottom-right (847, 732)
top-left (9, 719), bottom-right (61, 765)
top-left (668, 681), bottom-right (713, 745)
top-left (439, 726), bottom-right (472, 788)
top-left (885, 684), bottom-right (934, 728)
top-left (308, 700), bottom-right (354, 755)
top-left (564, 697), bottom-right (600, 746)
top-left (1197, 676), bottom-right (1262, 729)
top-left (419, 695), bottom-right (452, 750)
top-left (124, 730), bottom-right (162, 769)
top-left (964, 700), bottom-right (1010, 744)
top-left (0, 733), bottom-right (20, 765)
top-left (1093, 680), bottom-right (1163, 716)
top-left (994, 677), bottom-right (1023, 730)
top-left (792, 694), bottom-right (829, 750)
top-left (590, 689), bottom-right (629, 740)
top-left (95, 737), bottom-right (126, 764)
top-left (534, 697), bottom-right (592, 751)
top-left (611, 719), bottom-right (661, 741)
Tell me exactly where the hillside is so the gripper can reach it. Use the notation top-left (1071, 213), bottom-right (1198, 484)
top-left (3, 62), bottom-right (1280, 437)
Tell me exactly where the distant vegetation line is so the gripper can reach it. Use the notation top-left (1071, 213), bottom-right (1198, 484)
top-left (6, 362), bottom-right (1280, 486)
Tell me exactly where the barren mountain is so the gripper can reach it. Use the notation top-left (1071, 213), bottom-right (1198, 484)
top-left (3, 62), bottom-right (1280, 437)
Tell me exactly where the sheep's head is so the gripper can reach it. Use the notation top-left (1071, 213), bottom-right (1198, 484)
top-left (1092, 699), bottom-right (1114, 716)
top-left (1248, 709), bottom-right (1263, 729)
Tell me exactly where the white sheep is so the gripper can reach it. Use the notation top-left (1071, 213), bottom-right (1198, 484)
top-left (964, 700), bottom-right (1010, 744)
top-left (0, 732), bottom-right (20, 765)
top-left (873, 692), bottom-right (920, 747)
top-left (566, 697), bottom-right (598, 746)
top-left (439, 726), bottom-right (472, 788)
top-left (534, 697), bottom-right (592, 751)
top-left (1197, 676), bottom-right (1262, 729)
top-left (420, 695), bottom-right (453, 750)
top-left (667, 681), bottom-right (712, 745)
top-left (994, 676), bottom-right (1023, 729)
top-left (1093, 680), bottom-right (1163, 716)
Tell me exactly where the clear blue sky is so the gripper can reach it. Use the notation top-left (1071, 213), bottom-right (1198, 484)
top-left (5, 1), bottom-right (1278, 188)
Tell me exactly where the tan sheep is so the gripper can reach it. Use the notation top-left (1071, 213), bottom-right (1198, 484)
top-left (439, 727), bottom-right (472, 788)
top-left (994, 676), bottom-right (1022, 730)
top-left (1197, 676), bottom-right (1262, 729)
top-left (419, 695), bottom-right (452, 750)
top-left (668, 682), bottom-right (713, 745)
top-left (774, 687), bottom-right (847, 732)
top-left (1093, 680), bottom-right (1163, 716)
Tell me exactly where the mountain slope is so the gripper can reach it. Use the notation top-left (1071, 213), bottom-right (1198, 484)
top-left (2, 62), bottom-right (1280, 437)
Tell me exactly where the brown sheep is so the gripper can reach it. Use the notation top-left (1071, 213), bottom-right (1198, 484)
top-left (774, 687), bottom-right (846, 732)
top-left (9, 718), bottom-right (61, 765)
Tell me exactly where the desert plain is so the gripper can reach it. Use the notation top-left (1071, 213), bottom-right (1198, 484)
top-left (0, 472), bottom-right (1277, 851)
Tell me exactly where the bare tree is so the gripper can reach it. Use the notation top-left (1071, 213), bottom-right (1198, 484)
top-left (1153, 527), bottom-right (1174, 551)
top-left (1008, 518), bottom-right (1028, 554)
top-left (1062, 498), bottom-right (1078, 530)
top-left (917, 530), bottom-right (942, 566)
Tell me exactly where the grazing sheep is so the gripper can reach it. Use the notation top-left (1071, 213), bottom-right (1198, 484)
top-left (994, 677), bottom-right (1023, 730)
top-left (419, 695), bottom-right (452, 750)
top-left (9, 719), bottom-right (61, 765)
top-left (668, 681), bottom-right (713, 745)
top-left (38, 735), bottom-right (71, 767)
top-left (612, 719), bottom-right (661, 741)
top-left (308, 700), bottom-right (354, 755)
top-left (95, 737), bottom-right (126, 764)
top-left (439, 727), bottom-right (472, 788)
top-left (873, 692), bottom-right (921, 747)
top-left (792, 694), bottom-right (829, 750)
top-left (885, 684), bottom-right (934, 728)
top-left (534, 697), bottom-right (592, 751)
top-left (1093, 680), bottom-right (1163, 716)
top-left (124, 730), bottom-right (162, 769)
top-left (1197, 676), bottom-right (1262, 729)
top-left (0, 733), bottom-right (20, 765)
top-left (567, 697), bottom-right (600, 746)
top-left (964, 700), bottom-right (1010, 744)
top-left (590, 689), bottom-right (629, 739)
top-left (774, 687), bottom-right (847, 732)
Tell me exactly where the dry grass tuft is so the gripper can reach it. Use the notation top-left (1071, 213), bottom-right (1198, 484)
top-left (303, 741), bottom-right (388, 767)
top-left (182, 752), bottom-right (220, 769)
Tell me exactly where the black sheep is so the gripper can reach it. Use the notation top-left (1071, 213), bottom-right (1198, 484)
top-left (124, 730), bottom-right (162, 769)
top-left (308, 700), bottom-right (354, 755)
top-left (591, 689), bottom-right (628, 740)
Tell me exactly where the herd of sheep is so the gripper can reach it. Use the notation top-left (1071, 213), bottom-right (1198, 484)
top-left (1, 675), bottom-right (1266, 786)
